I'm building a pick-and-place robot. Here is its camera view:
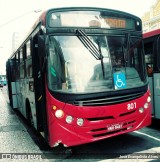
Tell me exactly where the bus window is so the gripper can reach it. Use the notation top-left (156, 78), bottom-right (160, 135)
top-left (144, 42), bottom-right (153, 76)
top-left (10, 57), bottom-right (17, 81)
top-left (25, 40), bottom-right (33, 78)
top-left (15, 53), bottom-right (19, 79)
top-left (20, 64), bottom-right (25, 79)
top-left (26, 40), bottom-right (31, 58)
top-left (20, 49), bottom-right (25, 78)
top-left (20, 49), bottom-right (23, 62)
top-left (16, 52), bottom-right (20, 79)
top-left (26, 59), bottom-right (33, 78)
top-left (48, 37), bottom-right (66, 90)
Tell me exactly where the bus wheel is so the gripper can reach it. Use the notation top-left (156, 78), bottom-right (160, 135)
top-left (26, 101), bottom-right (34, 127)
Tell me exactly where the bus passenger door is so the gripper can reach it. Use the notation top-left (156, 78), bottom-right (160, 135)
top-left (6, 58), bottom-right (18, 108)
top-left (32, 34), bottom-right (48, 138)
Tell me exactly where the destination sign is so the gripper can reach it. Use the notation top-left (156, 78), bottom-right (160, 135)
top-left (105, 18), bottom-right (126, 28)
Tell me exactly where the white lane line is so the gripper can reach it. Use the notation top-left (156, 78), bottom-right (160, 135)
top-left (134, 131), bottom-right (160, 142)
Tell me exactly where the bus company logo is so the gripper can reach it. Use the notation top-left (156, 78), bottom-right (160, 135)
top-left (1, 153), bottom-right (42, 160)
top-left (1, 154), bottom-right (11, 159)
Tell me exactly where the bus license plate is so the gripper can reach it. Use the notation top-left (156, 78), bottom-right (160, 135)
top-left (107, 123), bottom-right (123, 131)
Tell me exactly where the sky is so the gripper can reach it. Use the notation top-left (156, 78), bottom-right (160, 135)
top-left (0, 0), bottom-right (157, 74)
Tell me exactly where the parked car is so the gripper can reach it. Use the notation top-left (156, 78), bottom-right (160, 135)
top-left (0, 81), bottom-right (3, 87)
top-left (2, 80), bottom-right (7, 86)
top-left (0, 80), bottom-right (7, 87)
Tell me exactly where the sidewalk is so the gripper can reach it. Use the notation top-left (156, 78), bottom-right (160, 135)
top-left (0, 87), bottom-right (48, 161)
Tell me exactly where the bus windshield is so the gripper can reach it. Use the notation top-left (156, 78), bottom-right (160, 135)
top-left (48, 34), bottom-right (146, 93)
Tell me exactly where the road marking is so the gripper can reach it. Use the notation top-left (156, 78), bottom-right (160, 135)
top-left (135, 131), bottom-right (160, 142)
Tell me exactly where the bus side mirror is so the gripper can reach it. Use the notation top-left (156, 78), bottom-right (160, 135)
top-left (38, 35), bottom-right (45, 57)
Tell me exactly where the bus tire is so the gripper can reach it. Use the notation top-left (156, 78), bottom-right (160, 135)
top-left (26, 100), bottom-right (34, 127)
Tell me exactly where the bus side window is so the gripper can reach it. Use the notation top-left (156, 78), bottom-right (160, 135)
top-left (20, 49), bottom-right (25, 79)
top-left (15, 53), bottom-right (19, 79)
top-left (26, 40), bottom-right (33, 78)
top-left (11, 56), bottom-right (17, 81)
top-left (144, 42), bottom-right (153, 77)
top-left (26, 41), bottom-right (31, 58)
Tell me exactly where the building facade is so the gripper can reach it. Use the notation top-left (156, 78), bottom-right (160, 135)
top-left (142, 0), bottom-right (160, 32)
top-left (12, 32), bottom-right (23, 53)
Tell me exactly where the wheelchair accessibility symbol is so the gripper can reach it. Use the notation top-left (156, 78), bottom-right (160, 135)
top-left (114, 73), bottom-right (126, 89)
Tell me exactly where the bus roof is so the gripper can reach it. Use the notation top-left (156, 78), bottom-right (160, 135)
top-left (143, 29), bottom-right (160, 39)
top-left (37, 7), bottom-right (141, 26)
top-left (10, 7), bottom-right (141, 59)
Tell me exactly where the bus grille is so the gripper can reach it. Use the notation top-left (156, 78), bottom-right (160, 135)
top-left (71, 92), bottom-right (144, 106)
top-left (87, 110), bottom-right (136, 121)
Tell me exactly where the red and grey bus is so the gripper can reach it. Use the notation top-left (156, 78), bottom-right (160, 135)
top-left (6, 7), bottom-right (151, 148)
top-left (143, 29), bottom-right (160, 120)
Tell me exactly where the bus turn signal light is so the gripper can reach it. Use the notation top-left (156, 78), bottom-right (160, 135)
top-left (52, 106), bottom-right (57, 110)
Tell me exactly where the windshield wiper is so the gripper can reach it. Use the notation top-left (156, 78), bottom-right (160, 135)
top-left (76, 29), bottom-right (105, 78)
top-left (76, 29), bottom-right (103, 60)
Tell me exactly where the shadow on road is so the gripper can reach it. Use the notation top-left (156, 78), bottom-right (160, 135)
top-left (149, 118), bottom-right (160, 131)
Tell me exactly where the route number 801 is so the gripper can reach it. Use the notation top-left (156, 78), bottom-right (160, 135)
top-left (127, 102), bottom-right (136, 110)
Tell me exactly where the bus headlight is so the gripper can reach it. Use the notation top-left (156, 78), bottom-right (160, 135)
top-left (144, 103), bottom-right (149, 109)
top-left (66, 116), bottom-right (73, 124)
top-left (55, 110), bottom-right (64, 118)
top-left (139, 107), bottom-right (144, 113)
top-left (147, 96), bottom-right (151, 103)
top-left (77, 118), bottom-right (84, 126)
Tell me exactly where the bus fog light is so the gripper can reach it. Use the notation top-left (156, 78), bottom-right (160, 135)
top-left (144, 103), bottom-right (149, 109)
top-left (147, 96), bottom-right (151, 103)
top-left (66, 116), bottom-right (73, 124)
top-left (55, 110), bottom-right (64, 118)
top-left (139, 107), bottom-right (144, 113)
top-left (77, 118), bottom-right (84, 126)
